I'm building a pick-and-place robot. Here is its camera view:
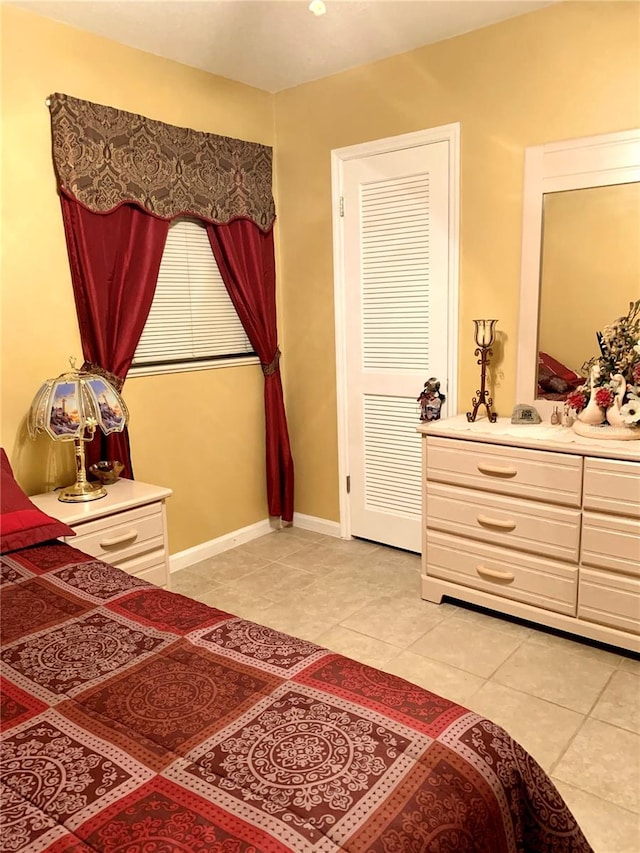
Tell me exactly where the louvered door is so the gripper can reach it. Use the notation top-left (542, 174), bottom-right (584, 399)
top-left (342, 141), bottom-right (451, 552)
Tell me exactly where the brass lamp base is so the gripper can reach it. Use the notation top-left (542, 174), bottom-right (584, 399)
top-left (58, 480), bottom-right (107, 503)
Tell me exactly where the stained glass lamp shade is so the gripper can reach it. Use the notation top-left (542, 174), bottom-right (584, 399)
top-left (28, 362), bottom-right (129, 502)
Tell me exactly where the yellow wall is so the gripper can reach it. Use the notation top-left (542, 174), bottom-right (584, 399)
top-left (0, 4), bottom-right (276, 552)
top-left (2, 2), bottom-right (639, 547)
top-left (274, 1), bottom-right (640, 521)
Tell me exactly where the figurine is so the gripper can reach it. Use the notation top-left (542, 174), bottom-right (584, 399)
top-left (418, 377), bottom-right (445, 422)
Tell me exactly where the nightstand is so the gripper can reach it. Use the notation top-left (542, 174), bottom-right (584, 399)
top-left (31, 479), bottom-right (173, 589)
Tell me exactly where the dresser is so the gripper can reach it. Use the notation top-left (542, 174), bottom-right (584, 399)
top-left (31, 479), bottom-right (172, 589)
top-left (418, 416), bottom-right (640, 653)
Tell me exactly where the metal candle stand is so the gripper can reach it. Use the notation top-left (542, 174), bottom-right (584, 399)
top-left (466, 319), bottom-right (498, 423)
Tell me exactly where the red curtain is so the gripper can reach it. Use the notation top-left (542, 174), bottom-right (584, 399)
top-left (206, 220), bottom-right (294, 522)
top-left (60, 195), bottom-right (170, 477)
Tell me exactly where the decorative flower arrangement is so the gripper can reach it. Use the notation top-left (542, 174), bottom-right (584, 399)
top-left (567, 299), bottom-right (640, 429)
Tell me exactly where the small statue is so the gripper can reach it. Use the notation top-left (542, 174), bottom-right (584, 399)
top-left (418, 377), bottom-right (445, 422)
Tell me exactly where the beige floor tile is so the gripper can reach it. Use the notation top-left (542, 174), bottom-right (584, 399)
top-left (526, 628), bottom-right (623, 667)
top-left (552, 779), bottom-right (640, 853)
top-left (170, 570), bottom-right (221, 599)
top-left (277, 526), bottom-right (330, 543)
top-left (235, 533), bottom-right (310, 562)
top-left (467, 681), bottom-right (584, 772)
top-left (451, 604), bottom-right (533, 640)
top-left (196, 586), bottom-right (276, 622)
top-left (257, 600), bottom-right (340, 643)
top-left (225, 562), bottom-right (317, 599)
top-left (371, 547), bottom-right (422, 571)
top-left (323, 537), bottom-right (383, 556)
top-left (619, 656), bottom-right (640, 675)
top-left (340, 593), bottom-right (451, 648)
top-left (187, 549), bottom-right (272, 584)
top-left (383, 651), bottom-right (484, 706)
top-left (277, 544), bottom-right (344, 573)
top-left (554, 719), bottom-right (640, 813)
top-left (492, 641), bottom-right (615, 714)
top-left (408, 616), bottom-right (525, 678)
top-left (269, 577), bottom-right (379, 621)
top-left (310, 569), bottom-right (385, 605)
top-left (314, 625), bottom-right (398, 669)
top-left (591, 670), bottom-right (640, 734)
top-left (360, 562), bottom-right (423, 596)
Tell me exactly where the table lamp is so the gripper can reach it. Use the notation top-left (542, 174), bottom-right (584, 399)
top-left (28, 359), bottom-right (129, 502)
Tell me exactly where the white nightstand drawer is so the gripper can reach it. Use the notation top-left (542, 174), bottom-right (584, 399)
top-left (579, 568), bottom-right (640, 634)
top-left (69, 503), bottom-right (164, 562)
top-left (115, 550), bottom-right (169, 588)
top-left (583, 457), bottom-right (640, 518)
top-left (581, 511), bottom-right (640, 576)
top-left (425, 530), bottom-right (578, 615)
top-left (426, 482), bottom-right (581, 562)
top-left (426, 436), bottom-right (582, 507)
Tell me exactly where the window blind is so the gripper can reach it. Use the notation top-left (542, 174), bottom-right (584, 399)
top-left (132, 217), bottom-right (254, 370)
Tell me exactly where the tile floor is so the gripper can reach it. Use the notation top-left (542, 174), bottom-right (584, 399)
top-left (171, 527), bottom-right (640, 853)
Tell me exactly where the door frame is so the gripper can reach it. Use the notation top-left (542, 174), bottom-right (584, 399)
top-left (331, 124), bottom-right (461, 539)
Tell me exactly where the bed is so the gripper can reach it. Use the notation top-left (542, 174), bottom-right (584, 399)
top-left (1, 457), bottom-right (593, 853)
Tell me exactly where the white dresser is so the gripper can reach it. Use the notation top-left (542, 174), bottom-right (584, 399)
top-left (31, 479), bottom-right (172, 589)
top-left (418, 416), bottom-right (640, 652)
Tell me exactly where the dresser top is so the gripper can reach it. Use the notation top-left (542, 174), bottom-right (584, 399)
top-left (417, 415), bottom-right (640, 461)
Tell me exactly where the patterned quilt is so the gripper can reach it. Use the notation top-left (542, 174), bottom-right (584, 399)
top-left (1, 541), bottom-right (593, 853)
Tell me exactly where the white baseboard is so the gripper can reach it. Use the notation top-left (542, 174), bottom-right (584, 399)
top-left (293, 512), bottom-right (341, 538)
top-left (169, 514), bottom-right (342, 573)
top-left (169, 518), bottom-right (273, 573)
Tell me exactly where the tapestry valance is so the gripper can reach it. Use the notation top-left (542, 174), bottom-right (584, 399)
top-left (49, 93), bottom-right (276, 231)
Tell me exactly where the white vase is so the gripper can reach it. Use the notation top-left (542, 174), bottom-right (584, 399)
top-left (577, 393), bottom-right (605, 425)
top-left (606, 401), bottom-right (625, 427)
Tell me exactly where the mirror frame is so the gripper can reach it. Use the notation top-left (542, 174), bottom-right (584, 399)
top-left (516, 128), bottom-right (640, 417)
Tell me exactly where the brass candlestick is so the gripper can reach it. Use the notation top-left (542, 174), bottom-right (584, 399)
top-left (467, 319), bottom-right (498, 423)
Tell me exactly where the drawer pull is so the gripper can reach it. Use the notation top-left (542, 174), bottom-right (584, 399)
top-left (477, 463), bottom-right (518, 478)
top-left (476, 564), bottom-right (515, 583)
top-left (477, 514), bottom-right (516, 531)
top-left (99, 530), bottom-right (138, 548)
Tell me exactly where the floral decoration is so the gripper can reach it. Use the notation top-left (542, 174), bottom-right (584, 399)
top-left (567, 299), bottom-right (640, 428)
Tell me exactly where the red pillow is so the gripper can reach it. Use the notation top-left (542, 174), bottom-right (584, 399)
top-left (0, 449), bottom-right (75, 553)
top-left (538, 352), bottom-right (582, 390)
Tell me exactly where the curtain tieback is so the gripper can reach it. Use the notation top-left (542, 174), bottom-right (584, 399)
top-left (261, 348), bottom-right (281, 377)
top-left (81, 361), bottom-right (125, 392)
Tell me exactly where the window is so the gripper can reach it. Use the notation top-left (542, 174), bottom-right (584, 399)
top-left (130, 217), bottom-right (256, 376)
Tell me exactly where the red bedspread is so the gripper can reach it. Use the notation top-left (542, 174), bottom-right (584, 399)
top-left (1, 542), bottom-right (593, 853)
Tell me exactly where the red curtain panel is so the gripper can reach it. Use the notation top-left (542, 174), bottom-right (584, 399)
top-left (206, 220), bottom-right (294, 522)
top-left (60, 195), bottom-right (170, 477)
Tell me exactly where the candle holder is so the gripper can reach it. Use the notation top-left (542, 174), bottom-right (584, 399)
top-left (466, 319), bottom-right (498, 423)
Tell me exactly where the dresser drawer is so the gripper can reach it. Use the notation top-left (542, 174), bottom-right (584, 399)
top-left (583, 457), bottom-right (640, 518)
top-left (579, 568), bottom-right (640, 634)
top-left (426, 482), bottom-right (581, 562)
top-left (581, 511), bottom-right (640, 576)
top-left (68, 503), bottom-right (164, 563)
top-left (426, 437), bottom-right (582, 507)
top-left (425, 530), bottom-right (577, 615)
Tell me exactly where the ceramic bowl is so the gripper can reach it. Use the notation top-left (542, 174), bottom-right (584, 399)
top-left (89, 460), bottom-right (124, 485)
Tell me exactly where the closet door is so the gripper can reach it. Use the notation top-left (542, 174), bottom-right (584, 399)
top-left (338, 137), bottom-right (456, 552)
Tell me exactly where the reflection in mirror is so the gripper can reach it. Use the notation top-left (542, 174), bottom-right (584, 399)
top-left (537, 182), bottom-right (640, 400)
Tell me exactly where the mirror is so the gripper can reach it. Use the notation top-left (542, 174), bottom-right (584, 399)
top-left (539, 182), bottom-right (640, 391)
top-left (516, 129), bottom-right (640, 416)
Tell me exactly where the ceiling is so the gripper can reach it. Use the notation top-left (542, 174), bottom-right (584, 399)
top-left (10, 0), bottom-right (553, 92)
